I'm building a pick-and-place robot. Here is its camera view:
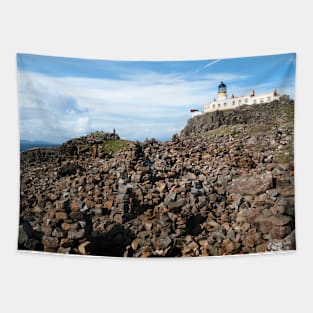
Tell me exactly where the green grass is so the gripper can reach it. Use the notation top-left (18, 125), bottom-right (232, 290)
top-left (273, 141), bottom-right (294, 164)
top-left (274, 151), bottom-right (294, 164)
top-left (248, 124), bottom-right (271, 135)
top-left (231, 174), bottom-right (240, 180)
top-left (282, 103), bottom-right (294, 120)
top-left (222, 108), bottom-right (237, 116)
top-left (206, 127), bottom-right (230, 137)
top-left (206, 124), bottom-right (244, 138)
top-left (101, 139), bottom-right (131, 154)
top-left (204, 108), bottom-right (235, 117)
top-left (253, 146), bottom-right (263, 153)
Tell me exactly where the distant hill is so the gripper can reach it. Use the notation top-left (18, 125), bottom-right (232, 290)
top-left (20, 140), bottom-right (60, 152)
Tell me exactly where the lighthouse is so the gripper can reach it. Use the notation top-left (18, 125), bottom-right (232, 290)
top-left (202, 82), bottom-right (280, 114)
top-left (217, 81), bottom-right (227, 100)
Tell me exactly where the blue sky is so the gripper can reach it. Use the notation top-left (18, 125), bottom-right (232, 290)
top-left (17, 52), bottom-right (296, 143)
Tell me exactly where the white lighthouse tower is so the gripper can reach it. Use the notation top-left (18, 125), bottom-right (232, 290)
top-left (217, 81), bottom-right (227, 100)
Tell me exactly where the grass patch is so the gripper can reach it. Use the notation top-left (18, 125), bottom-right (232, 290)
top-left (253, 146), bottom-right (263, 153)
top-left (204, 108), bottom-right (235, 116)
top-left (206, 125), bottom-right (245, 138)
top-left (282, 103), bottom-right (294, 120)
top-left (274, 151), bottom-right (294, 164)
top-left (249, 124), bottom-right (271, 135)
top-left (206, 127), bottom-right (230, 137)
top-left (273, 141), bottom-right (294, 164)
top-left (102, 139), bottom-right (131, 154)
top-left (222, 108), bottom-right (236, 116)
top-left (231, 174), bottom-right (240, 180)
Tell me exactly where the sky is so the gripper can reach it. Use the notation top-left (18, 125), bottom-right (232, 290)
top-left (17, 52), bottom-right (296, 143)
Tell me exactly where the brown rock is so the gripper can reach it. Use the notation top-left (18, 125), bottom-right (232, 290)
top-left (242, 233), bottom-right (261, 248)
top-left (68, 229), bottom-right (85, 240)
top-left (228, 172), bottom-right (273, 195)
top-left (145, 193), bottom-right (153, 200)
top-left (242, 235), bottom-right (255, 248)
top-left (103, 200), bottom-right (113, 210)
top-left (207, 220), bottom-right (219, 229)
top-left (254, 216), bottom-right (273, 234)
top-left (141, 247), bottom-right (153, 257)
top-left (157, 183), bottom-right (167, 193)
top-left (102, 162), bottom-right (110, 173)
top-left (223, 239), bottom-right (240, 254)
top-left (85, 199), bottom-right (94, 208)
top-left (61, 222), bottom-right (78, 231)
top-left (131, 238), bottom-right (141, 250)
top-left (52, 228), bottom-right (65, 238)
top-left (168, 198), bottom-right (187, 212)
top-left (256, 244), bottom-right (267, 253)
top-left (70, 199), bottom-right (82, 212)
top-left (131, 173), bottom-right (141, 183)
top-left (270, 225), bottom-right (292, 239)
top-left (42, 236), bottom-right (59, 249)
top-left (55, 200), bottom-right (66, 210)
top-left (49, 193), bottom-right (58, 201)
top-left (277, 186), bottom-right (294, 196)
top-left (267, 230), bottom-right (296, 251)
top-left (60, 238), bottom-right (75, 248)
top-left (144, 222), bottom-right (152, 232)
top-left (276, 177), bottom-right (294, 196)
top-left (270, 205), bottom-right (285, 215)
top-left (198, 239), bottom-right (209, 249)
top-left (78, 241), bottom-right (91, 255)
top-left (55, 212), bottom-right (68, 220)
top-left (113, 214), bottom-right (123, 224)
top-left (271, 214), bottom-right (292, 226)
top-left (57, 247), bottom-right (71, 254)
top-left (241, 222), bottom-right (251, 232)
top-left (247, 208), bottom-right (262, 224)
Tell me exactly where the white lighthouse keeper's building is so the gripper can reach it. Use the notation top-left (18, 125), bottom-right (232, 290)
top-left (203, 81), bottom-right (279, 113)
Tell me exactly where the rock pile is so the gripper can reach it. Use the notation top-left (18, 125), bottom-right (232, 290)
top-left (19, 98), bottom-right (295, 257)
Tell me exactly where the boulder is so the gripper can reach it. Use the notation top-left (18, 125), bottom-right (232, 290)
top-left (228, 173), bottom-right (273, 195)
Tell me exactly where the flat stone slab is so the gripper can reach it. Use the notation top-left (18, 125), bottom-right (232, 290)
top-left (228, 172), bottom-right (273, 195)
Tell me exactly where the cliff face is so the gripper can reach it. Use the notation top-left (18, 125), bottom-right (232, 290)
top-left (181, 95), bottom-right (292, 138)
top-left (19, 97), bottom-right (295, 257)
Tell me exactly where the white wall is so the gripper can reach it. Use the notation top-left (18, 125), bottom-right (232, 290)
top-left (204, 93), bottom-right (280, 112)
top-left (0, 1), bottom-right (312, 313)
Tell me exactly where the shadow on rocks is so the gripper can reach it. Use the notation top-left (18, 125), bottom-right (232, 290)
top-left (18, 219), bottom-right (43, 251)
top-left (86, 223), bottom-right (135, 257)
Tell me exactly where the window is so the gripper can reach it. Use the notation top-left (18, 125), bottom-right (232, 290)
top-left (260, 98), bottom-right (264, 103)
top-left (245, 98), bottom-right (248, 103)
top-left (232, 100), bottom-right (235, 106)
top-left (253, 99), bottom-right (257, 104)
top-left (218, 103), bottom-right (221, 108)
top-left (213, 104), bottom-right (215, 109)
top-left (238, 99), bottom-right (242, 105)
top-left (224, 102), bottom-right (227, 107)
top-left (267, 96), bottom-right (271, 102)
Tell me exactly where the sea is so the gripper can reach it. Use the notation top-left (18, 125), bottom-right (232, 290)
top-left (20, 141), bottom-right (60, 152)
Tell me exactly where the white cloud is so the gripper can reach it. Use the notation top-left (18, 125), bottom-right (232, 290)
top-left (202, 59), bottom-right (221, 70)
top-left (75, 116), bottom-right (90, 134)
top-left (17, 69), bottom-right (251, 143)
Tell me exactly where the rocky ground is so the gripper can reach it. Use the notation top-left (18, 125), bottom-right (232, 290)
top-left (18, 96), bottom-right (295, 257)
